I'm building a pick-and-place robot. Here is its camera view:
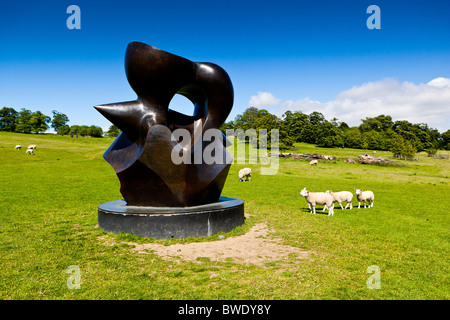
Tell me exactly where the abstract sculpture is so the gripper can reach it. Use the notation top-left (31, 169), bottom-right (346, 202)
top-left (95, 42), bottom-right (234, 207)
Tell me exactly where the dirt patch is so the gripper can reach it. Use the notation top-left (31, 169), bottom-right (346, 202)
top-left (109, 223), bottom-right (309, 266)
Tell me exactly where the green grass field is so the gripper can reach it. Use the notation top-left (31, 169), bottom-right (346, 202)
top-left (0, 131), bottom-right (449, 299)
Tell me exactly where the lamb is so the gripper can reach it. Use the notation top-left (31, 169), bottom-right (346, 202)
top-left (27, 144), bottom-right (37, 149)
top-left (300, 187), bottom-right (335, 216)
top-left (326, 190), bottom-right (353, 210)
top-left (354, 189), bottom-right (374, 208)
top-left (14, 145), bottom-right (22, 150)
top-left (26, 148), bottom-right (34, 155)
top-left (309, 160), bottom-right (318, 166)
top-left (238, 168), bottom-right (252, 182)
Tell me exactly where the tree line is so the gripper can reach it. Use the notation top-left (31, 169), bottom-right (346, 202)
top-left (220, 107), bottom-right (450, 157)
top-left (3, 105), bottom-right (449, 157)
top-left (0, 107), bottom-right (104, 137)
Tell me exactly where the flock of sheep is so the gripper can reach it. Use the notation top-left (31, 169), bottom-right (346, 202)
top-left (238, 167), bottom-right (375, 217)
top-left (300, 188), bottom-right (374, 216)
top-left (14, 144), bottom-right (37, 155)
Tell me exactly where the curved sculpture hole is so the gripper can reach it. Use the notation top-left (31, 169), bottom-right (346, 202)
top-left (168, 94), bottom-right (195, 117)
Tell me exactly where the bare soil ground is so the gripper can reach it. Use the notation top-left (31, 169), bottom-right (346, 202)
top-left (100, 223), bottom-right (310, 266)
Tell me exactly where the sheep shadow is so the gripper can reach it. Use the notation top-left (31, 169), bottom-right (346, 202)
top-left (300, 206), bottom-right (359, 215)
top-left (300, 207), bottom-right (332, 215)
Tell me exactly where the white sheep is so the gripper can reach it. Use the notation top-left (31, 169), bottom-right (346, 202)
top-left (26, 148), bottom-right (34, 155)
top-left (326, 190), bottom-right (353, 210)
top-left (300, 187), bottom-right (335, 216)
top-left (14, 145), bottom-right (22, 150)
top-left (354, 189), bottom-right (374, 208)
top-left (239, 168), bottom-right (252, 182)
top-left (27, 144), bottom-right (37, 149)
top-left (309, 160), bottom-right (318, 166)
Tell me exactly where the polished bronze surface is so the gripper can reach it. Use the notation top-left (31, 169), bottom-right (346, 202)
top-left (95, 42), bottom-right (234, 207)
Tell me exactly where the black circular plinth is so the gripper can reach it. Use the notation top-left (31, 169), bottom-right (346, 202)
top-left (98, 196), bottom-right (244, 239)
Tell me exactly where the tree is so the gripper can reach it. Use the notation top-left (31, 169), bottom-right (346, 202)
top-left (342, 127), bottom-right (362, 148)
top-left (401, 140), bottom-right (417, 159)
top-left (282, 110), bottom-right (308, 142)
top-left (57, 125), bottom-right (71, 135)
top-left (360, 115), bottom-right (393, 132)
top-left (308, 111), bottom-right (326, 125)
top-left (231, 107), bottom-right (293, 149)
top-left (361, 130), bottom-right (386, 150)
top-left (339, 122), bottom-right (350, 130)
top-left (253, 113), bottom-right (293, 149)
top-left (51, 110), bottom-right (69, 131)
top-left (410, 123), bottom-right (440, 151)
top-left (297, 111), bottom-right (328, 144)
top-left (78, 125), bottom-right (88, 136)
top-left (299, 123), bottom-right (316, 144)
top-left (233, 107), bottom-right (270, 143)
top-left (15, 108), bottom-right (33, 133)
top-left (106, 125), bottom-right (121, 137)
top-left (89, 125), bottom-right (103, 137)
top-left (389, 134), bottom-right (417, 159)
top-left (0, 107), bottom-right (18, 132)
top-left (393, 120), bottom-right (414, 133)
top-left (234, 107), bottom-right (269, 131)
top-left (389, 134), bottom-right (405, 158)
top-left (440, 130), bottom-right (450, 150)
top-left (29, 111), bottom-right (51, 133)
top-left (70, 125), bottom-right (80, 136)
top-left (69, 125), bottom-right (103, 137)
top-left (317, 121), bottom-right (343, 148)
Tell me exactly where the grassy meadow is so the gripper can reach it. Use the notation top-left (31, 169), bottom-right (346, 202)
top-left (0, 131), bottom-right (449, 299)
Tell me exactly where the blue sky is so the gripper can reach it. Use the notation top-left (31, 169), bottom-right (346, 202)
top-left (1, 0), bottom-right (449, 132)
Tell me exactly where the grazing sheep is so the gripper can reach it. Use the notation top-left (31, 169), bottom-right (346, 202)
top-left (238, 168), bottom-right (252, 182)
top-left (326, 190), bottom-right (353, 210)
top-left (354, 189), bottom-right (374, 208)
top-left (26, 148), bottom-right (34, 155)
top-left (309, 160), bottom-right (318, 166)
top-left (300, 187), bottom-right (335, 216)
top-left (14, 145), bottom-right (22, 150)
top-left (27, 144), bottom-right (37, 149)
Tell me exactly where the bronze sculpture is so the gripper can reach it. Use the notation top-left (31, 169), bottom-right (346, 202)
top-left (95, 42), bottom-right (234, 207)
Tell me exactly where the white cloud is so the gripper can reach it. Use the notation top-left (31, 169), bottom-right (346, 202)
top-left (273, 77), bottom-right (450, 132)
top-left (427, 77), bottom-right (450, 88)
top-left (249, 91), bottom-right (281, 108)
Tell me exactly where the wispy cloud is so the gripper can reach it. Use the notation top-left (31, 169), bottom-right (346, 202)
top-left (250, 78), bottom-right (450, 132)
